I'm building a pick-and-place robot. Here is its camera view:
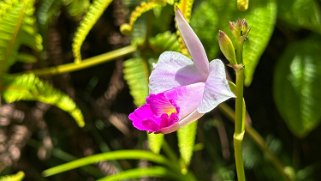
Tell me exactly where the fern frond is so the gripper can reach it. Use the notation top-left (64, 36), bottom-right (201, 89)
top-left (120, 0), bottom-right (167, 35)
top-left (0, 0), bottom-right (43, 75)
top-left (0, 171), bottom-right (24, 181)
top-left (123, 58), bottom-right (149, 106)
top-left (72, 0), bottom-right (112, 63)
top-left (1, 74), bottom-right (85, 127)
top-left (64, 0), bottom-right (90, 17)
top-left (37, 0), bottom-right (62, 35)
top-left (149, 31), bottom-right (180, 53)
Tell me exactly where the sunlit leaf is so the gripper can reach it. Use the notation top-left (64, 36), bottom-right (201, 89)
top-left (177, 121), bottom-right (197, 168)
top-left (1, 74), bottom-right (85, 127)
top-left (123, 58), bottom-right (149, 107)
top-left (148, 134), bottom-right (164, 154)
top-left (274, 37), bottom-right (321, 137)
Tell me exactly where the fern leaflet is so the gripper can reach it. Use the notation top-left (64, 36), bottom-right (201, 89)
top-left (0, 0), bottom-right (43, 76)
top-left (120, 0), bottom-right (167, 35)
top-left (1, 74), bottom-right (85, 127)
top-left (72, 0), bottom-right (112, 63)
top-left (123, 58), bottom-right (149, 107)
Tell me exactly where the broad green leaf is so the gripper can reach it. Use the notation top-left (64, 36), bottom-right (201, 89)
top-left (0, 171), bottom-right (24, 181)
top-left (123, 58), bottom-right (149, 107)
top-left (148, 134), bottom-right (164, 154)
top-left (232, 0), bottom-right (277, 85)
top-left (278, 0), bottom-right (321, 34)
top-left (1, 74), bottom-right (85, 127)
top-left (177, 121), bottom-right (197, 168)
top-left (273, 38), bottom-right (321, 137)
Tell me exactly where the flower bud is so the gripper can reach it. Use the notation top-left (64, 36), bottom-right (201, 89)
top-left (237, 0), bottom-right (249, 11)
top-left (229, 19), bottom-right (250, 42)
top-left (218, 30), bottom-right (237, 64)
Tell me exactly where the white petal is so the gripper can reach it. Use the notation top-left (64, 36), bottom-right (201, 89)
top-left (197, 59), bottom-right (235, 113)
top-left (175, 9), bottom-right (209, 79)
top-left (178, 110), bottom-right (204, 128)
top-left (159, 110), bottom-right (204, 134)
top-left (149, 51), bottom-right (204, 94)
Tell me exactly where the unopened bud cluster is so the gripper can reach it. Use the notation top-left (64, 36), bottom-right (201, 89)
top-left (218, 19), bottom-right (250, 65)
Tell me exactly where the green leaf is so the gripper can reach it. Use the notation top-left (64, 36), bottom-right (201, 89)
top-left (233, 0), bottom-right (277, 85)
top-left (0, 171), bottom-right (24, 181)
top-left (177, 121), bottom-right (197, 168)
top-left (37, 0), bottom-right (62, 35)
top-left (97, 166), bottom-right (184, 181)
top-left (273, 37), bottom-right (321, 137)
top-left (148, 134), bottom-right (164, 154)
top-left (123, 58), bottom-right (149, 107)
top-left (64, 0), bottom-right (90, 17)
top-left (0, 0), bottom-right (43, 75)
top-left (278, 0), bottom-right (321, 34)
top-left (42, 150), bottom-right (172, 177)
top-left (149, 31), bottom-right (180, 54)
top-left (1, 74), bottom-right (85, 127)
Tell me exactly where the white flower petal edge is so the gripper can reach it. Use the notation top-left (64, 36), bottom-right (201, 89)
top-left (197, 59), bottom-right (235, 113)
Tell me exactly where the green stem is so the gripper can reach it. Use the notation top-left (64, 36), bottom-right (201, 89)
top-left (20, 45), bottom-right (136, 76)
top-left (219, 104), bottom-right (295, 181)
top-left (234, 66), bottom-right (246, 181)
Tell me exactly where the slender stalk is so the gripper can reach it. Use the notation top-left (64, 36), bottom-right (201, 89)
top-left (219, 103), bottom-right (295, 181)
top-left (19, 45), bottom-right (136, 76)
top-left (233, 66), bottom-right (246, 181)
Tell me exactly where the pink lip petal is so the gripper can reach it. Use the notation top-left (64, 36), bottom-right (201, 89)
top-left (175, 9), bottom-right (209, 79)
top-left (164, 82), bottom-right (205, 118)
top-left (146, 93), bottom-right (178, 116)
top-left (129, 104), bottom-right (160, 132)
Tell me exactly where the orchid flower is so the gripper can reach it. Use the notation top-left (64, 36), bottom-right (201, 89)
top-left (128, 9), bottom-right (235, 134)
